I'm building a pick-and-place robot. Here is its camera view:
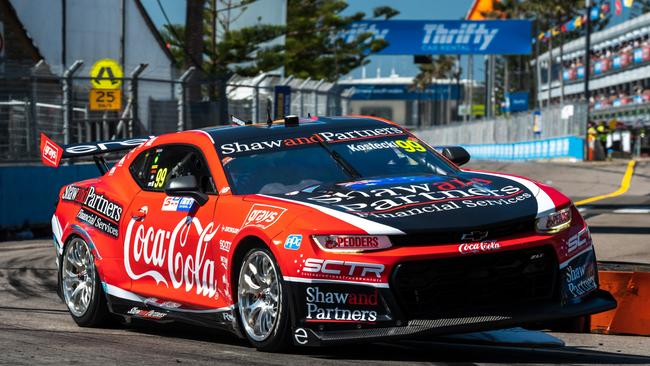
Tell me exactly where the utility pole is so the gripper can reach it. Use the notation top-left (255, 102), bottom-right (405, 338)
top-left (547, 36), bottom-right (553, 107)
top-left (467, 55), bottom-right (474, 122)
top-left (584, 0), bottom-right (592, 159)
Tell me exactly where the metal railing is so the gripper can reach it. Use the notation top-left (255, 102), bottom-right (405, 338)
top-left (415, 103), bottom-right (588, 146)
top-left (0, 60), bottom-right (349, 162)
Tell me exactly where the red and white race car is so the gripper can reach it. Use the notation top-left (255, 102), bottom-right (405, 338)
top-left (41, 115), bottom-right (615, 351)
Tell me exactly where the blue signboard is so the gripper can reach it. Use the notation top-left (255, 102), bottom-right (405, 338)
top-left (343, 20), bottom-right (532, 55)
top-left (274, 85), bottom-right (291, 119)
top-left (348, 84), bottom-right (461, 101)
top-left (504, 92), bottom-right (529, 112)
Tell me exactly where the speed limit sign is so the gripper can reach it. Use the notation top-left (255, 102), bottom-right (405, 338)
top-left (89, 89), bottom-right (122, 111)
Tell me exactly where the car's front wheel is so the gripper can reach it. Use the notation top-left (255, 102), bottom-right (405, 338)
top-left (237, 247), bottom-right (291, 352)
top-left (61, 237), bottom-right (110, 327)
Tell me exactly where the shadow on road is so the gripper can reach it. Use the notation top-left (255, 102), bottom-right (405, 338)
top-left (122, 321), bottom-right (650, 365)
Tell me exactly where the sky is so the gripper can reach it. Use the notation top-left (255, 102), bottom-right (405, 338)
top-left (141, 0), bottom-right (475, 79)
top-left (141, 0), bottom-right (647, 82)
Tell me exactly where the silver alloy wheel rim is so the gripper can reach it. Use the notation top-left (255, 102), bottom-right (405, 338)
top-left (62, 238), bottom-right (96, 317)
top-left (238, 250), bottom-right (281, 342)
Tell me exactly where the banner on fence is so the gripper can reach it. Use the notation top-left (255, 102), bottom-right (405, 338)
top-left (462, 136), bottom-right (584, 161)
top-left (504, 91), bottom-right (529, 112)
top-left (349, 84), bottom-right (461, 100)
top-left (343, 20), bottom-right (532, 55)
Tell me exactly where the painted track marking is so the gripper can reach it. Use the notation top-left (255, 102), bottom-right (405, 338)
top-left (612, 208), bottom-right (650, 214)
top-left (575, 160), bottom-right (636, 206)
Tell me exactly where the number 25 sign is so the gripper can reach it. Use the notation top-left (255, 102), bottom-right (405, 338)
top-left (89, 89), bottom-right (122, 111)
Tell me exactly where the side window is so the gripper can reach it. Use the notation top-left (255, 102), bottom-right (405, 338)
top-left (129, 145), bottom-right (216, 194)
top-left (129, 150), bottom-right (152, 187)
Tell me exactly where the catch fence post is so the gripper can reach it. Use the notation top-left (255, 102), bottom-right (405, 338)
top-left (253, 74), bottom-right (269, 122)
top-left (28, 60), bottom-right (46, 155)
top-left (62, 60), bottom-right (83, 145)
top-left (298, 77), bottom-right (311, 117)
top-left (128, 64), bottom-right (148, 137)
top-left (313, 79), bottom-right (324, 116)
top-left (177, 67), bottom-right (196, 132)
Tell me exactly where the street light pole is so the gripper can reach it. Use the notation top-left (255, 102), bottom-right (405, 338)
top-left (584, 0), bottom-right (592, 160)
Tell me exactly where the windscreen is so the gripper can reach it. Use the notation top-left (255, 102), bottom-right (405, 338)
top-left (217, 128), bottom-right (456, 195)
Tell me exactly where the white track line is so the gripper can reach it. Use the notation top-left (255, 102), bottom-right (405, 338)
top-left (612, 208), bottom-right (650, 214)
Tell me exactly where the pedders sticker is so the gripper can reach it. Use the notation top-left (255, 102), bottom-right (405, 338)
top-left (242, 204), bottom-right (287, 229)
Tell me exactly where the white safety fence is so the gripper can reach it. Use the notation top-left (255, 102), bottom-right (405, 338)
top-left (415, 103), bottom-right (588, 146)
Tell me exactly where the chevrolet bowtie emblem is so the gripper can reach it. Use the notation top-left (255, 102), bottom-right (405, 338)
top-left (461, 230), bottom-right (489, 242)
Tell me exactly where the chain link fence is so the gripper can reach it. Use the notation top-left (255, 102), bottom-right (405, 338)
top-left (0, 60), bottom-right (348, 163)
top-left (415, 103), bottom-right (588, 146)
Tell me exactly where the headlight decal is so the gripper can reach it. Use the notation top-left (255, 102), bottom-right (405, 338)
top-left (536, 206), bottom-right (572, 233)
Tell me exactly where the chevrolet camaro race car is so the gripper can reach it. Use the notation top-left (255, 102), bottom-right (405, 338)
top-left (40, 115), bottom-right (616, 352)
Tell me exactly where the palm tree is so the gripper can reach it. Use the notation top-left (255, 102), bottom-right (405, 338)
top-left (412, 55), bottom-right (457, 125)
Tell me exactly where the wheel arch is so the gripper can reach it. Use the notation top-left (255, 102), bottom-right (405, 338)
top-left (230, 235), bottom-right (269, 292)
top-left (229, 234), bottom-right (293, 350)
top-left (59, 227), bottom-right (109, 300)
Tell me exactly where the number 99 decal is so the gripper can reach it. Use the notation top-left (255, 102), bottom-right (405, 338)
top-left (153, 168), bottom-right (168, 189)
top-left (395, 140), bottom-right (426, 153)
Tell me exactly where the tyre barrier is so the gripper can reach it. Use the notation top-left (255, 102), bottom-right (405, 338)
top-left (592, 262), bottom-right (650, 336)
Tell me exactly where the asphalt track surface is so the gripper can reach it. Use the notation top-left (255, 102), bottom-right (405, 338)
top-left (468, 159), bottom-right (650, 263)
top-left (2, 160), bottom-right (650, 365)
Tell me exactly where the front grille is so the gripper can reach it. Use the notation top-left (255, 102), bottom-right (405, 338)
top-left (391, 245), bottom-right (558, 319)
top-left (389, 219), bottom-right (535, 246)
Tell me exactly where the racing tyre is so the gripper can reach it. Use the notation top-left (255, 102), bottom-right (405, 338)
top-left (61, 237), bottom-right (110, 327)
top-left (237, 247), bottom-right (291, 352)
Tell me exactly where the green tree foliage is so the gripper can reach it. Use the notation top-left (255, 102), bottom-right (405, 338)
top-left (160, 0), bottom-right (285, 123)
top-left (160, 0), bottom-right (285, 80)
top-left (285, 0), bottom-right (399, 82)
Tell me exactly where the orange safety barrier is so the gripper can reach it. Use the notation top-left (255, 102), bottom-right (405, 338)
top-left (591, 270), bottom-right (650, 335)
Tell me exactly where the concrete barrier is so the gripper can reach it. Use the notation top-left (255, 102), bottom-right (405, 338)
top-left (0, 163), bottom-right (98, 231)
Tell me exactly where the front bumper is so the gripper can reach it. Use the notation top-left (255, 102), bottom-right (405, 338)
top-left (287, 245), bottom-right (616, 346)
top-left (291, 289), bottom-right (616, 346)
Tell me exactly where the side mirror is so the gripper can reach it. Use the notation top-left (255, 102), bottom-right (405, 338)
top-left (164, 175), bottom-right (209, 206)
top-left (441, 146), bottom-right (471, 166)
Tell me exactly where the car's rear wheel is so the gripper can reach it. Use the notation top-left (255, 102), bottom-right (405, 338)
top-left (61, 237), bottom-right (110, 326)
top-left (237, 247), bottom-right (291, 352)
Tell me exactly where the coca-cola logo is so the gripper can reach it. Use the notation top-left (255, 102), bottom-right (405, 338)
top-left (458, 240), bottom-right (501, 255)
top-left (242, 204), bottom-right (287, 229)
top-left (123, 217), bottom-right (220, 299)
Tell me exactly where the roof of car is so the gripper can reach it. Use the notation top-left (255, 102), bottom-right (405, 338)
top-left (201, 116), bottom-right (397, 146)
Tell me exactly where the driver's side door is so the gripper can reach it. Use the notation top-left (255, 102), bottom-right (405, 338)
top-left (123, 144), bottom-right (223, 309)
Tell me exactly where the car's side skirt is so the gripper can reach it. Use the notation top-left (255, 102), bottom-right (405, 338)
top-left (100, 282), bottom-right (242, 336)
